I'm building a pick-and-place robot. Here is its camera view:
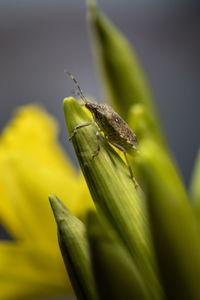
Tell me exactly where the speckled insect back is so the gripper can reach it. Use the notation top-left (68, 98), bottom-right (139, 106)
top-left (86, 102), bottom-right (137, 151)
top-left (65, 71), bottom-right (138, 188)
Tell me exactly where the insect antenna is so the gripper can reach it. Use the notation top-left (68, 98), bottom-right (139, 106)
top-left (64, 70), bottom-right (87, 104)
top-left (71, 89), bottom-right (85, 106)
top-left (72, 89), bottom-right (80, 98)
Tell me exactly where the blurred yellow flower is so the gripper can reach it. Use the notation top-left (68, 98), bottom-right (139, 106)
top-left (0, 105), bottom-right (93, 300)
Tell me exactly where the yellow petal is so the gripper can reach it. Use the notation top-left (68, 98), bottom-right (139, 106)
top-left (0, 105), bottom-right (75, 175)
top-left (1, 152), bottom-right (93, 241)
top-left (0, 105), bottom-right (93, 239)
top-left (0, 105), bottom-right (93, 299)
top-left (0, 241), bottom-right (72, 300)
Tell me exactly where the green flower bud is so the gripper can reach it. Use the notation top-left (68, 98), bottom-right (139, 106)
top-left (49, 194), bottom-right (98, 300)
top-left (63, 97), bottom-right (164, 300)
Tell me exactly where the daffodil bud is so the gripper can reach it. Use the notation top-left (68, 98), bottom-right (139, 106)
top-left (87, 1), bottom-right (158, 123)
top-left (190, 149), bottom-right (200, 225)
top-left (136, 139), bottom-right (200, 300)
top-left (63, 97), bottom-right (164, 300)
top-left (49, 194), bottom-right (98, 300)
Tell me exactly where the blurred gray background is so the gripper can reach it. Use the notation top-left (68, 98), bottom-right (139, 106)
top-left (0, 0), bottom-right (200, 184)
top-left (0, 0), bottom-right (199, 297)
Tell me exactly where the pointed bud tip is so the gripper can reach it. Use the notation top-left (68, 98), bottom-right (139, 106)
top-left (49, 193), bottom-right (65, 208)
top-left (87, 0), bottom-right (97, 10)
top-left (63, 97), bottom-right (76, 107)
top-left (49, 194), bottom-right (70, 223)
top-left (87, 0), bottom-right (98, 22)
top-left (48, 193), bottom-right (57, 210)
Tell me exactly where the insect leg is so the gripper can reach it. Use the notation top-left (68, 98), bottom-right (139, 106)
top-left (69, 122), bottom-right (93, 141)
top-left (92, 131), bottom-right (101, 159)
top-left (111, 143), bottom-right (138, 188)
top-left (123, 152), bottom-right (138, 188)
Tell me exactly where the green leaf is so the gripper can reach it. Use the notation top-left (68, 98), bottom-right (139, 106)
top-left (136, 140), bottom-right (200, 300)
top-left (128, 104), bottom-right (167, 149)
top-left (63, 97), bottom-right (164, 300)
top-left (87, 210), bottom-right (151, 300)
top-left (87, 1), bottom-right (160, 125)
top-left (49, 194), bottom-right (98, 300)
top-left (190, 149), bottom-right (200, 225)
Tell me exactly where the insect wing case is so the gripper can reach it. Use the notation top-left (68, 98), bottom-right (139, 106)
top-left (92, 104), bottom-right (137, 151)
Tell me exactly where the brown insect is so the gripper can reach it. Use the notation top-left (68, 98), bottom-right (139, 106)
top-left (66, 71), bottom-right (138, 187)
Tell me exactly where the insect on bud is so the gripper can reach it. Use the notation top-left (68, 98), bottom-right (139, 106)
top-left (65, 71), bottom-right (138, 188)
